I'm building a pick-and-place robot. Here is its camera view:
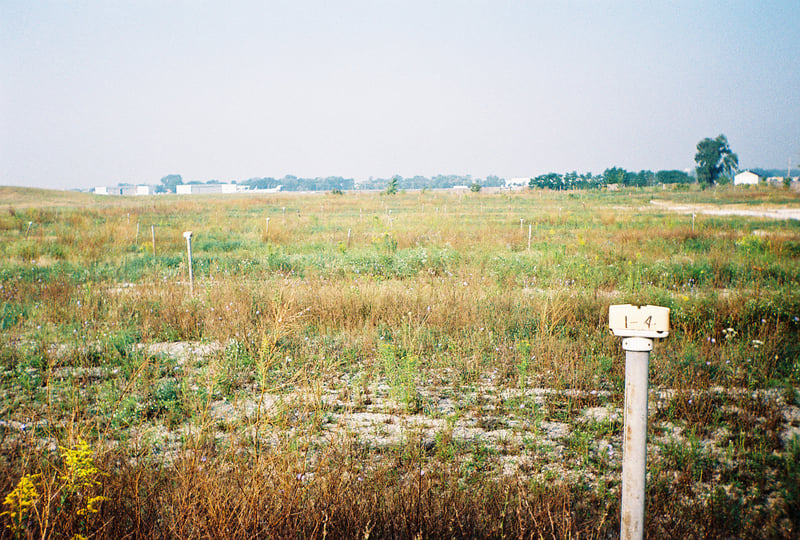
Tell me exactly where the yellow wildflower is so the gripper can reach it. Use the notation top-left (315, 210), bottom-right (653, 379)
top-left (77, 495), bottom-right (108, 516)
top-left (59, 439), bottom-right (103, 490)
top-left (2, 474), bottom-right (39, 530)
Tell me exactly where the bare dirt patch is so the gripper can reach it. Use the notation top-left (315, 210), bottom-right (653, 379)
top-left (650, 200), bottom-right (800, 221)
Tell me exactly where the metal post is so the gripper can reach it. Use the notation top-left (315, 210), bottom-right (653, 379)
top-left (608, 304), bottom-right (670, 540)
top-left (620, 337), bottom-right (652, 540)
top-left (183, 231), bottom-right (194, 296)
top-left (151, 225), bottom-right (156, 256)
top-left (527, 224), bottom-right (532, 251)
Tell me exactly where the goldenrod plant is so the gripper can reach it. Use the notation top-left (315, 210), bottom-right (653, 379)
top-left (59, 439), bottom-right (108, 517)
top-left (1, 440), bottom-right (107, 537)
top-left (1, 474), bottom-right (39, 535)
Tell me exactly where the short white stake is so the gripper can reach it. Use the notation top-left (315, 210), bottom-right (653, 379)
top-left (151, 225), bottom-right (156, 255)
top-left (527, 224), bottom-right (532, 251)
top-left (183, 231), bottom-right (194, 296)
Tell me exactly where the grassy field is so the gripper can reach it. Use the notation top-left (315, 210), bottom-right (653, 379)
top-left (1, 184), bottom-right (799, 538)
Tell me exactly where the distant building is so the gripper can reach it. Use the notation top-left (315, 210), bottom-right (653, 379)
top-left (734, 171), bottom-right (760, 185)
top-left (505, 178), bottom-right (530, 190)
top-left (251, 185), bottom-right (283, 194)
top-left (176, 183), bottom-right (244, 195)
top-left (95, 185), bottom-right (152, 195)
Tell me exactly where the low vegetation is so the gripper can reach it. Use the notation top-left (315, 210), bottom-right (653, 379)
top-left (0, 184), bottom-right (798, 538)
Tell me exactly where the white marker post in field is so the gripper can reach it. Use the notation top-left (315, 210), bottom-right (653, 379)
top-left (608, 304), bottom-right (670, 540)
top-left (183, 231), bottom-right (194, 296)
top-left (527, 224), bottom-right (532, 251)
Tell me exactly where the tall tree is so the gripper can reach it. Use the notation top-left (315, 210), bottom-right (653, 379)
top-left (159, 174), bottom-right (183, 193)
top-left (694, 135), bottom-right (738, 187)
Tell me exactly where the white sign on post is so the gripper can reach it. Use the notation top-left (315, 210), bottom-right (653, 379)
top-left (609, 304), bottom-right (669, 338)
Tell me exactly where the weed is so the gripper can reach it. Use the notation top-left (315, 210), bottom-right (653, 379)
top-left (1, 474), bottom-right (39, 534)
top-left (380, 344), bottom-right (423, 413)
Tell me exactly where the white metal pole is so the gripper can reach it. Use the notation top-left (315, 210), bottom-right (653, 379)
top-left (527, 224), bottom-right (532, 251)
top-left (183, 231), bottom-right (194, 296)
top-left (620, 336), bottom-right (653, 540)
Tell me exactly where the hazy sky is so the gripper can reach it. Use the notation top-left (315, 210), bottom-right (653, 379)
top-left (2, 1), bottom-right (799, 190)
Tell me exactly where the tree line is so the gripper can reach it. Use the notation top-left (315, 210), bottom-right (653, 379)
top-left (528, 169), bottom-right (690, 190)
top-left (147, 169), bottom-right (691, 194)
top-left (529, 134), bottom-right (743, 191)
top-left (152, 174), bottom-right (504, 193)
top-left (136, 134), bottom-right (751, 194)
